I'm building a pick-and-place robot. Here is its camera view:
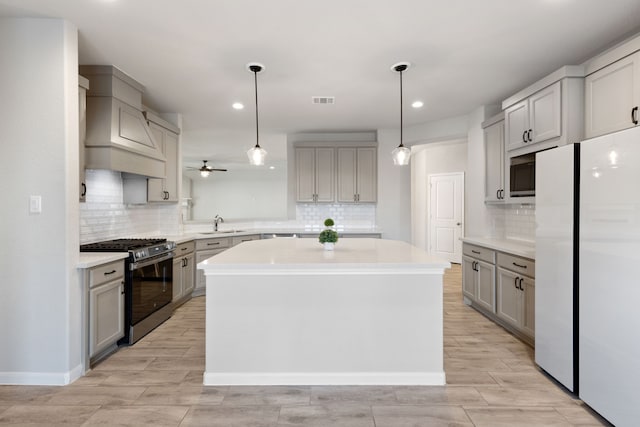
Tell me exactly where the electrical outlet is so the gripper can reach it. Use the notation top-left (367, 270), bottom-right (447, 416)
top-left (29, 195), bottom-right (41, 214)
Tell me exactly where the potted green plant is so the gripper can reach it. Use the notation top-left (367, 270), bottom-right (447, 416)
top-left (318, 218), bottom-right (338, 251)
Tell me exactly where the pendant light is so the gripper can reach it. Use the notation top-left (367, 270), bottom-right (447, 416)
top-left (246, 62), bottom-right (267, 165)
top-left (391, 62), bottom-right (411, 166)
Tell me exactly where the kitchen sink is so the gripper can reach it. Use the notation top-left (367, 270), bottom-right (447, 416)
top-left (199, 230), bottom-right (244, 235)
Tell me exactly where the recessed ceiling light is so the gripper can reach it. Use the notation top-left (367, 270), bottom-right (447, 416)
top-left (412, 101), bottom-right (424, 109)
top-left (269, 166), bottom-right (275, 170)
top-left (232, 102), bottom-right (244, 110)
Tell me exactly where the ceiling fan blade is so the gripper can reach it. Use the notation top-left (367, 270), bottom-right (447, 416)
top-left (210, 168), bottom-right (227, 172)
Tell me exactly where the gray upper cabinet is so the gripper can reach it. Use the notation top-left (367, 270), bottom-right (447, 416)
top-left (295, 147), bottom-right (335, 203)
top-left (337, 147), bottom-right (377, 203)
top-left (502, 66), bottom-right (585, 158)
top-left (505, 81), bottom-right (561, 151)
top-left (146, 112), bottom-right (180, 202)
top-left (585, 51), bottom-right (640, 139)
top-left (482, 114), bottom-right (505, 203)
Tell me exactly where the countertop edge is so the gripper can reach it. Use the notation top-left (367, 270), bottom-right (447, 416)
top-left (77, 252), bottom-right (129, 269)
top-left (461, 237), bottom-right (535, 259)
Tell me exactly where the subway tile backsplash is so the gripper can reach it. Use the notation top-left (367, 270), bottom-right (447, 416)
top-left (296, 203), bottom-right (376, 230)
top-left (80, 170), bottom-right (181, 244)
top-left (485, 204), bottom-right (535, 242)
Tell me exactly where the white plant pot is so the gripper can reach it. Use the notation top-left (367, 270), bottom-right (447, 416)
top-left (323, 242), bottom-right (335, 251)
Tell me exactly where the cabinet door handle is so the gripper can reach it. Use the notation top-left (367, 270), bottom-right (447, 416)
top-left (207, 242), bottom-right (220, 246)
top-left (514, 277), bottom-right (519, 289)
top-left (496, 189), bottom-right (500, 199)
top-left (632, 106), bottom-right (639, 125)
top-left (527, 129), bottom-right (533, 142)
top-left (512, 262), bottom-right (527, 269)
top-left (471, 250), bottom-right (481, 255)
top-left (522, 130), bottom-right (527, 143)
top-left (104, 270), bottom-right (117, 276)
top-left (81, 182), bottom-right (87, 197)
top-left (181, 247), bottom-right (188, 251)
top-left (519, 278), bottom-right (524, 291)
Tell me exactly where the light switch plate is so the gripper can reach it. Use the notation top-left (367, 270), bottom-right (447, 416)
top-left (29, 195), bottom-right (41, 214)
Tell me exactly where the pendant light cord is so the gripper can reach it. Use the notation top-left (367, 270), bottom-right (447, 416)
top-left (254, 69), bottom-right (260, 148)
top-left (399, 68), bottom-right (404, 148)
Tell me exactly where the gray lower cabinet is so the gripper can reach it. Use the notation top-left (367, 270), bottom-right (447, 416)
top-left (462, 242), bottom-right (535, 346)
top-left (86, 260), bottom-right (125, 362)
top-left (173, 240), bottom-right (195, 307)
top-left (496, 253), bottom-right (535, 340)
top-left (462, 244), bottom-right (497, 313)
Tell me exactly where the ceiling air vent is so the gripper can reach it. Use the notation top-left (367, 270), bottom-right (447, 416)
top-left (312, 96), bottom-right (335, 105)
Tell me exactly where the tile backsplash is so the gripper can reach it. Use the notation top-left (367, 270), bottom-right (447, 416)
top-left (295, 203), bottom-right (376, 230)
top-left (80, 170), bottom-right (181, 244)
top-left (486, 204), bottom-right (535, 242)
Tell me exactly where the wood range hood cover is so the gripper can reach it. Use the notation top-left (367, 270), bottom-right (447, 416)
top-left (79, 65), bottom-right (166, 179)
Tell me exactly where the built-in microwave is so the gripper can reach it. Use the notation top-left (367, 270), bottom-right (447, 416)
top-left (509, 152), bottom-right (536, 197)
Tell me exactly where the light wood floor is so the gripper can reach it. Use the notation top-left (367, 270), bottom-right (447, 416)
top-left (0, 265), bottom-right (610, 426)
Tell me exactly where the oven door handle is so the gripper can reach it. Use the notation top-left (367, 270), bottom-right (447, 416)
top-left (129, 252), bottom-right (175, 270)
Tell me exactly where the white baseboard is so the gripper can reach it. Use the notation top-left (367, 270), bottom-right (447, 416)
top-left (203, 371), bottom-right (446, 386)
top-left (0, 363), bottom-right (83, 386)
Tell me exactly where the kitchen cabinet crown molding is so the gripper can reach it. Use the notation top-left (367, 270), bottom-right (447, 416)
top-left (502, 65), bottom-right (585, 110)
top-left (481, 111), bottom-right (505, 129)
top-left (584, 31), bottom-right (640, 76)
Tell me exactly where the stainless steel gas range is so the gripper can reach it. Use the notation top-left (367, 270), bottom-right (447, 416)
top-left (80, 238), bottom-right (176, 345)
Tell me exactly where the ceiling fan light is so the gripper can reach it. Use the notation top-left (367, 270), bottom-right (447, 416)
top-left (247, 144), bottom-right (267, 166)
top-left (392, 145), bottom-right (411, 165)
top-left (200, 169), bottom-right (211, 178)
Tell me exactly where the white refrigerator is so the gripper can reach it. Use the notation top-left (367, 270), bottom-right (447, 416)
top-left (535, 125), bottom-right (640, 427)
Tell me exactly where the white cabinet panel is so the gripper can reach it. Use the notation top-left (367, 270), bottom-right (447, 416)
top-left (585, 52), bottom-right (640, 139)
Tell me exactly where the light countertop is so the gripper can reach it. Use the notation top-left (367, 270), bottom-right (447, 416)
top-left (461, 237), bottom-right (535, 259)
top-left (77, 252), bottom-right (129, 269)
top-left (199, 238), bottom-right (451, 274)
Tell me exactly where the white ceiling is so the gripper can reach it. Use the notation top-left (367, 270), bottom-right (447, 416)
top-left (2, 0), bottom-right (640, 169)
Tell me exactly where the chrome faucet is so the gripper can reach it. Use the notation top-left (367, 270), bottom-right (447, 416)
top-left (213, 215), bottom-right (224, 231)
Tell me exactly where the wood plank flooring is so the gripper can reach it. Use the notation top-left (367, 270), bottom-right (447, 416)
top-left (0, 265), bottom-right (610, 426)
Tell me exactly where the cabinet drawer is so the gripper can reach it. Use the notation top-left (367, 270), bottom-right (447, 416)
top-left (196, 237), bottom-right (231, 250)
top-left (232, 234), bottom-right (261, 246)
top-left (175, 240), bottom-right (195, 255)
top-left (463, 244), bottom-right (495, 264)
top-left (89, 261), bottom-right (124, 288)
top-left (498, 252), bottom-right (535, 278)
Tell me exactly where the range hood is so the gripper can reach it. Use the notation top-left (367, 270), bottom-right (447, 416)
top-left (79, 65), bottom-right (165, 178)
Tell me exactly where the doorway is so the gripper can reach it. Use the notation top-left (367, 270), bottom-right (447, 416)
top-left (428, 172), bottom-right (464, 264)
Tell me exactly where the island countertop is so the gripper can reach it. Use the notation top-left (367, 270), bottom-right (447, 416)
top-left (198, 237), bottom-right (451, 274)
top-left (198, 238), bottom-right (450, 386)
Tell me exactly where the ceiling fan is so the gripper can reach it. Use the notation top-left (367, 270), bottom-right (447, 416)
top-left (186, 160), bottom-right (227, 177)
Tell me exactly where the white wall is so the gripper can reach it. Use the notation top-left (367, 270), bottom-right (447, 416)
top-left (411, 140), bottom-right (468, 250)
top-left (191, 167), bottom-right (288, 221)
top-left (0, 18), bottom-right (82, 384)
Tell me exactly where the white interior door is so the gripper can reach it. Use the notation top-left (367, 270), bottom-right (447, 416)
top-left (428, 173), bottom-right (464, 263)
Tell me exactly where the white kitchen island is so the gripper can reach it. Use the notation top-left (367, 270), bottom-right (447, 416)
top-left (198, 238), bottom-right (450, 386)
